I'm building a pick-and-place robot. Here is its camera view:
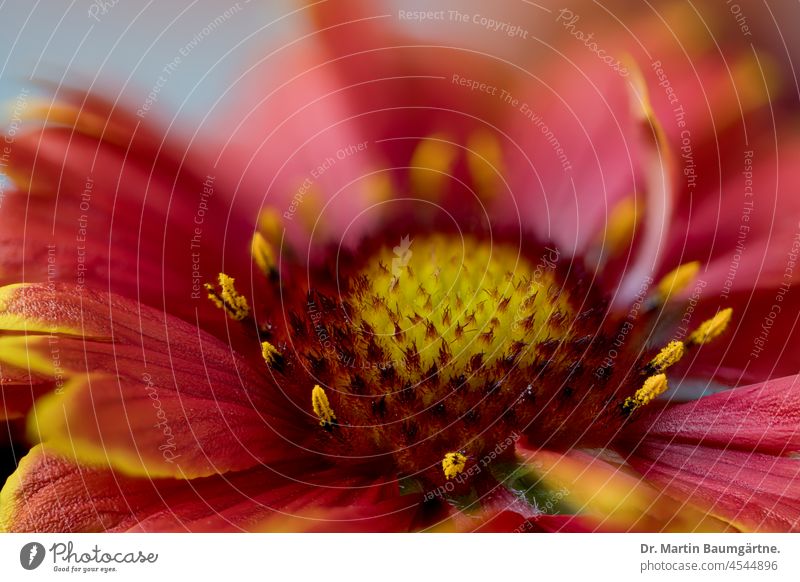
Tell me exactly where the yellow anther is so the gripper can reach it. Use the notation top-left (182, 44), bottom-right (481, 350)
top-left (656, 262), bottom-right (700, 302)
top-left (251, 232), bottom-right (277, 276)
top-left (732, 52), bottom-right (780, 122)
top-left (311, 384), bottom-right (336, 429)
top-left (466, 130), bottom-right (504, 200)
top-left (648, 340), bottom-right (685, 373)
top-left (297, 185), bottom-right (325, 235)
top-left (602, 196), bottom-right (639, 255)
top-left (257, 208), bottom-right (283, 246)
top-left (261, 341), bottom-right (280, 366)
top-left (410, 134), bottom-right (458, 199)
top-left (363, 172), bottom-right (394, 205)
top-left (687, 308), bottom-right (733, 346)
top-left (442, 451), bottom-right (467, 480)
top-left (624, 373), bottom-right (668, 413)
top-left (204, 273), bottom-right (250, 321)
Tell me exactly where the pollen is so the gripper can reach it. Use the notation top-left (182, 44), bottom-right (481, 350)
top-left (311, 384), bottom-right (336, 429)
top-left (296, 233), bottom-right (638, 486)
top-left (261, 341), bottom-right (280, 366)
top-left (647, 340), bottom-right (685, 373)
top-left (624, 373), bottom-right (668, 413)
top-left (349, 235), bottom-right (574, 386)
top-left (687, 308), bottom-right (733, 346)
top-left (442, 452), bottom-right (467, 480)
top-left (656, 262), bottom-right (700, 302)
top-left (251, 232), bottom-right (277, 276)
top-left (204, 273), bottom-right (250, 321)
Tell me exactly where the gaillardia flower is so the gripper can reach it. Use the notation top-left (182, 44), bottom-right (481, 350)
top-left (1, 3), bottom-right (799, 532)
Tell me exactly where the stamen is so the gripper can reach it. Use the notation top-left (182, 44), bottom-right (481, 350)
top-left (363, 172), bottom-right (394, 204)
top-left (204, 273), bottom-right (250, 321)
top-left (261, 341), bottom-right (280, 366)
top-left (442, 451), bottom-right (467, 480)
top-left (251, 232), bottom-right (277, 276)
top-left (466, 130), bottom-right (504, 200)
top-left (410, 134), bottom-right (457, 199)
top-left (311, 384), bottom-right (336, 429)
top-left (647, 340), bottom-right (685, 373)
top-left (732, 53), bottom-right (780, 122)
top-left (687, 308), bottom-right (733, 346)
top-left (297, 186), bottom-right (325, 234)
top-left (623, 373), bottom-right (668, 413)
top-left (602, 196), bottom-right (639, 257)
top-left (257, 208), bottom-right (283, 246)
top-left (656, 262), bottom-right (700, 302)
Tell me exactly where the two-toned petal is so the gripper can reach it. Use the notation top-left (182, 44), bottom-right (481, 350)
top-left (0, 283), bottom-right (306, 479)
top-left (621, 375), bottom-right (800, 531)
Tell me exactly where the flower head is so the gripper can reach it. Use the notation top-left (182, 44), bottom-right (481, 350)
top-left (1, 2), bottom-right (799, 533)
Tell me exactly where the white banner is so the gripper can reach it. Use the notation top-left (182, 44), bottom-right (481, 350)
top-left (1, 534), bottom-right (798, 581)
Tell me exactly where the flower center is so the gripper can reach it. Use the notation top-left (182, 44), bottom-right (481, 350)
top-left (209, 226), bottom-right (733, 491)
top-left (296, 234), bottom-right (634, 487)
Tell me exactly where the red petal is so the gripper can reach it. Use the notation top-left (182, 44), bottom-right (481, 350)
top-left (624, 440), bottom-right (800, 532)
top-left (0, 92), bottom-right (257, 340)
top-left (634, 375), bottom-right (800, 455)
top-left (506, 56), bottom-right (644, 259)
top-left (1, 445), bottom-right (176, 532)
top-left (664, 136), bottom-right (800, 297)
top-left (0, 284), bottom-right (305, 478)
top-left (303, 0), bottom-right (512, 158)
top-left (621, 375), bottom-right (800, 531)
top-left (1, 445), bottom-right (422, 532)
top-left (0, 382), bottom-right (54, 421)
top-left (676, 290), bottom-right (800, 385)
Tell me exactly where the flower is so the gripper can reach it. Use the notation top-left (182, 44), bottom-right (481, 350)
top-left (1, 2), bottom-right (799, 532)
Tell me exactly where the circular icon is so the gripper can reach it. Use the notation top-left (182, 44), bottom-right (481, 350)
top-left (20, 542), bottom-right (46, 570)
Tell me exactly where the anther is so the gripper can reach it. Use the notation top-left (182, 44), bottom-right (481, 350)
top-left (687, 308), bottom-right (733, 346)
top-left (623, 373), bottom-right (669, 413)
top-left (261, 341), bottom-right (280, 366)
top-left (442, 451), bottom-right (467, 480)
top-left (410, 134), bottom-right (457, 200)
top-left (647, 340), bottom-right (685, 373)
top-left (311, 384), bottom-right (336, 429)
top-left (205, 273), bottom-right (250, 321)
top-left (251, 232), bottom-right (277, 277)
top-left (656, 262), bottom-right (700, 303)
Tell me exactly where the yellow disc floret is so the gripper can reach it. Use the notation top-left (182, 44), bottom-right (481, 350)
top-left (687, 308), bottom-right (733, 346)
top-left (251, 232), bottom-right (277, 276)
top-left (442, 452), bottom-right (467, 480)
top-left (624, 373), bottom-right (669, 413)
top-left (311, 384), bottom-right (336, 429)
top-left (647, 340), bottom-right (685, 373)
top-left (261, 341), bottom-right (280, 366)
top-left (205, 273), bottom-right (250, 321)
top-left (349, 234), bottom-right (573, 387)
top-left (656, 262), bottom-right (700, 302)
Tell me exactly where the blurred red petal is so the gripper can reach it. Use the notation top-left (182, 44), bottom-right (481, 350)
top-left (676, 289), bottom-right (800, 384)
top-left (0, 91), bottom-right (257, 338)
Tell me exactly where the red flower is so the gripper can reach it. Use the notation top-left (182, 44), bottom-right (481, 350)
top-left (1, 2), bottom-right (798, 532)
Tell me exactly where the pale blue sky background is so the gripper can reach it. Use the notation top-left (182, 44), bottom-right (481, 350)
top-left (0, 0), bottom-right (298, 123)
